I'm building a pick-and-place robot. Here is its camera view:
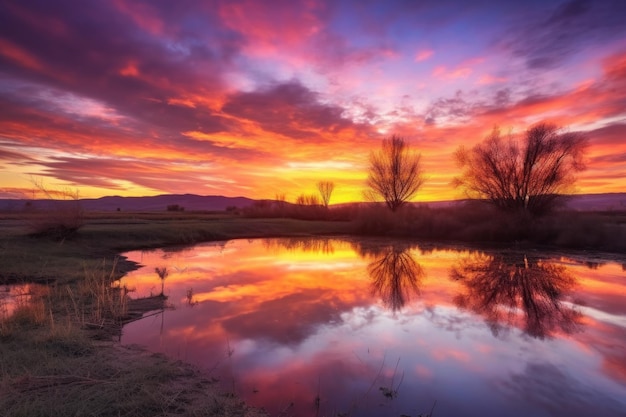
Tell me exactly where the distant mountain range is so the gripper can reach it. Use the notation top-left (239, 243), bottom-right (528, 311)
top-left (0, 193), bottom-right (625, 212)
top-left (0, 194), bottom-right (256, 212)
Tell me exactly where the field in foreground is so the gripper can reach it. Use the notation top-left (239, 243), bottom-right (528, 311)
top-left (0, 209), bottom-right (624, 416)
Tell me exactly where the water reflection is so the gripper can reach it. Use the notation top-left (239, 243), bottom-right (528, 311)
top-left (265, 238), bottom-right (424, 312)
top-left (365, 244), bottom-right (423, 312)
top-left (451, 253), bottom-right (583, 339)
top-left (119, 239), bottom-right (626, 417)
top-left (0, 284), bottom-right (45, 320)
top-left (263, 237), bottom-right (336, 254)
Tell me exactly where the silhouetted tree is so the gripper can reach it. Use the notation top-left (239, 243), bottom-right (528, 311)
top-left (295, 193), bottom-right (321, 206)
top-left (275, 193), bottom-right (286, 205)
top-left (454, 123), bottom-right (587, 216)
top-left (292, 193), bottom-right (326, 220)
top-left (273, 193), bottom-right (287, 215)
top-left (317, 181), bottom-right (335, 208)
top-left (450, 253), bottom-right (582, 339)
top-left (366, 135), bottom-right (425, 212)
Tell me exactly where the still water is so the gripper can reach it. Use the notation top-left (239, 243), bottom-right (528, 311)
top-left (120, 238), bottom-right (626, 417)
top-left (0, 283), bottom-right (46, 321)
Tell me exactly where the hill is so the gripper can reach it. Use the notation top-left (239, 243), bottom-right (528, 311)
top-left (0, 193), bottom-right (624, 212)
top-left (0, 194), bottom-right (255, 212)
top-left (562, 193), bottom-right (626, 211)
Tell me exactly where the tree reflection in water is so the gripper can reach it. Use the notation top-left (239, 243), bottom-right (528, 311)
top-left (264, 238), bottom-right (425, 312)
top-left (263, 237), bottom-right (336, 254)
top-left (451, 253), bottom-right (582, 339)
top-left (365, 244), bottom-right (424, 312)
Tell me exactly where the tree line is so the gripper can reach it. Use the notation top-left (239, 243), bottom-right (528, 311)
top-left (259, 121), bottom-right (587, 219)
top-left (367, 122), bottom-right (588, 216)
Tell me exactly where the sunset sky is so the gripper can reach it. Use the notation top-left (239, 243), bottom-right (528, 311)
top-left (1, 0), bottom-right (625, 203)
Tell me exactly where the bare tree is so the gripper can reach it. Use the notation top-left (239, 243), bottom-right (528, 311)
top-left (454, 123), bottom-right (587, 215)
top-left (317, 181), bottom-right (335, 208)
top-left (366, 135), bottom-right (425, 212)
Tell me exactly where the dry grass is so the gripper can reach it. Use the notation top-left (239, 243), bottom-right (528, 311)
top-left (0, 259), bottom-right (267, 417)
top-left (24, 202), bottom-right (85, 240)
top-left (0, 284), bottom-right (48, 338)
top-left (1, 261), bottom-right (127, 340)
top-left (60, 259), bottom-right (130, 333)
top-left (0, 329), bottom-right (267, 417)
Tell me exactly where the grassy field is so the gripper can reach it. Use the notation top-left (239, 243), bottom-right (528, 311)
top-left (1, 208), bottom-right (624, 416)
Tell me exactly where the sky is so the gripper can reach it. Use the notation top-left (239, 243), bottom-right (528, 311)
top-left (0, 0), bottom-right (625, 203)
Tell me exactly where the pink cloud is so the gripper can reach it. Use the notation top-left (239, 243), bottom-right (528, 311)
top-left (0, 38), bottom-right (44, 71)
top-left (415, 49), bottom-right (434, 62)
top-left (477, 74), bottom-right (507, 85)
top-left (112, 0), bottom-right (165, 36)
top-left (433, 65), bottom-right (472, 79)
top-left (218, 0), bottom-right (323, 55)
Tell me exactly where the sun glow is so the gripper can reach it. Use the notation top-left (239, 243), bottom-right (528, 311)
top-left (0, 1), bottom-right (625, 201)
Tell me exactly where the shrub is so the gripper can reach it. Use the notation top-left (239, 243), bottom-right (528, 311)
top-left (22, 181), bottom-right (85, 240)
top-left (166, 204), bottom-right (185, 212)
top-left (25, 200), bottom-right (84, 240)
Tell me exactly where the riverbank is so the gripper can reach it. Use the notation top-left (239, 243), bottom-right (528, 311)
top-left (1, 214), bottom-right (351, 417)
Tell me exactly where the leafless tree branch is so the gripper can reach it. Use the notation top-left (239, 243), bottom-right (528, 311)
top-left (366, 136), bottom-right (425, 212)
top-left (454, 123), bottom-right (587, 215)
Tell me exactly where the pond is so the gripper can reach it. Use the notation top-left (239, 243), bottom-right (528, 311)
top-left (119, 238), bottom-right (626, 417)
